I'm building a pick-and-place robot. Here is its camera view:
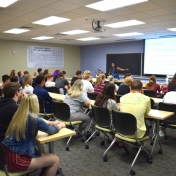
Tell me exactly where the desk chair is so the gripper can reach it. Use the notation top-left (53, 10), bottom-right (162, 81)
top-left (0, 144), bottom-right (36, 176)
top-left (144, 90), bottom-right (156, 98)
top-left (37, 96), bottom-right (53, 119)
top-left (85, 105), bottom-right (112, 149)
top-left (117, 85), bottom-right (130, 95)
top-left (103, 110), bottom-right (152, 176)
top-left (158, 102), bottom-right (176, 140)
top-left (52, 101), bottom-right (84, 151)
top-left (44, 87), bottom-right (53, 92)
top-left (52, 87), bottom-right (60, 94)
top-left (115, 94), bottom-right (122, 103)
top-left (87, 92), bottom-right (98, 100)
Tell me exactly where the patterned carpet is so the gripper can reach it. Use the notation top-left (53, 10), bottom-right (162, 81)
top-left (31, 127), bottom-right (176, 176)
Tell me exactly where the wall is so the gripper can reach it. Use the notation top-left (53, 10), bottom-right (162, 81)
top-left (80, 40), bottom-right (144, 77)
top-left (0, 40), bottom-right (80, 78)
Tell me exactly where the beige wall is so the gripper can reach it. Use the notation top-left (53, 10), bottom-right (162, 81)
top-left (0, 39), bottom-right (80, 79)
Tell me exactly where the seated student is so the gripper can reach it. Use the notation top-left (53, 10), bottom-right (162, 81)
top-left (53, 70), bottom-right (60, 82)
top-left (108, 75), bottom-right (119, 92)
top-left (71, 70), bottom-right (82, 86)
top-left (2, 94), bottom-right (65, 176)
top-left (37, 68), bottom-right (43, 75)
top-left (10, 76), bottom-right (19, 83)
top-left (1, 75), bottom-right (10, 88)
top-left (45, 73), bottom-right (55, 87)
top-left (17, 71), bottom-right (24, 83)
top-left (33, 71), bottom-right (38, 83)
top-left (62, 71), bottom-right (66, 79)
top-left (10, 69), bottom-right (16, 77)
top-left (64, 80), bottom-right (91, 132)
top-left (120, 73), bottom-right (132, 86)
top-left (55, 72), bottom-right (70, 95)
top-left (168, 73), bottom-right (176, 92)
top-left (33, 75), bottom-right (53, 113)
top-left (81, 70), bottom-right (94, 95)
top-left (94, 74), bottom-right (106, 94)
top-left (117, 76), bottom-right (132, 95)
top-left (145, 75), bottom-right (160, 97)
top-left (22, 74), bottom-right (33, 94)
top-left (0, 82), bottom-right (22, 143)
top-left (43, 69), bottom-right (49, 77)
top-left (120, 80), bottom-right (151, 138)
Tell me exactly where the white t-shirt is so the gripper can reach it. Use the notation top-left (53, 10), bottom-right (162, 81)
top-left (82, 79), bottom-right (94, 95)
top-left (23, 85), bottom-right (33, 94)
top-left (115, 84), bottom-right (119, 91)
top-left (163, 91), bottom-right (176, 104)
top-left (45, 82), bottom-right (55, 87)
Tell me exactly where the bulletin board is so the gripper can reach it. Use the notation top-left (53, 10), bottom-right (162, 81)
top-left (27, 45), bottom-right (64, 68)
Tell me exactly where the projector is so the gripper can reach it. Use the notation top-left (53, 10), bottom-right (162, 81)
top-left (92, 19), bottom-right (106, 33)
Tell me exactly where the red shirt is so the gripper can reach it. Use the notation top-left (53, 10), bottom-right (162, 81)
top-left (94, 83), bottom-right (105, 94)
top-left (145, 83), bottom-right (160, 97)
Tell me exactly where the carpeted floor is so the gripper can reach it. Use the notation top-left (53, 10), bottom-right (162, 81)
top-left (31, 127), bottom-right (176, 176)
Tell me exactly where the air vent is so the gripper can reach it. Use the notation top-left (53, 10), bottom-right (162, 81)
top-left (60, 38), bottom-right (73, 41)
top-left (159, 35), bottom-right (176, 38)
top-left (20, 26), bottom-right (33, 29)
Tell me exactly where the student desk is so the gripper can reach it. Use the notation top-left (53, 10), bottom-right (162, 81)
top-left (146, 109), bottom-right (174, 156)
top-left (36, 128), bottom-right (76, 153)
top-left (150, 97), bottom-right (163, 105)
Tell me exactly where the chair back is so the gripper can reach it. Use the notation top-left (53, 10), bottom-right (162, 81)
top-left (91, 105), bottom-right (111, 128)
top-left (144, 90), bottom-right (155, 98)
top-left (52, 87), bottom-right (60, 94)
top-left (112, 110), bottom-right (137, 136)
top-left (87, 92), bottom-right (98, 100)
top-left (52, 101), bottom-right (70, 121)
top-left (117, 85), bottom-right (130, 95)
top-left (159, 102), bottom-right (176, 124)
top-left (115, 94), bottom-right (122, 103)
top-left (0, 89), bottom-right (2, 97)
top-left (37, 96), bottom-right (45, 113)
top-left (150, 98), bottom-right (155, 109)
top-left (45, 87), bottom-right (53, 92)
top-left (0, 144), bottom-right (8, 173)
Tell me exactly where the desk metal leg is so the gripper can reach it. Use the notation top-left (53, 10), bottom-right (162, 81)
top-left (48, 142), bottom-right (54, 153)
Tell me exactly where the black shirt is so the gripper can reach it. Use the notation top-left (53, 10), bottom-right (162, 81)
top-left (71, 76), bottom-right (81, 86)
top-left (168, 84), bottom-right (176, 92)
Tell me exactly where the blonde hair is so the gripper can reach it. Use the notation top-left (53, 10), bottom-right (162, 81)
top-left (96, 74), bottom-right (105, 87)
top-left (10, 69), bottom-right (15, 77)
top-left (108, 75), bottom-right (114, 82)
top-left (67, 80), bottom-right (83, 98)
top-left (82, 70), bottom-right (91, 80)
top-left (22, 74), bottom-right (32, 88)
top-left (33, 71), bottom-right (38, 77)
top-left (5, 94), bottom-right (39, 141)
top-left (124, 77), bottom-right (132, 86)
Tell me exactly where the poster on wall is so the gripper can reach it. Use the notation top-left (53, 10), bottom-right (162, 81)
top-left (27, 45), bottom-right (64, 68)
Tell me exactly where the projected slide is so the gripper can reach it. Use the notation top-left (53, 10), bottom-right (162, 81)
top-left (144, 38), bottom-right (176, 75)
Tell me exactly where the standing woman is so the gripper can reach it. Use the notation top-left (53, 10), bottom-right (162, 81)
top-left (22, 74), bottom-right (33, 94)
top-left (2, 94), bottom-right (65, 176)
top-left (108, 63), bottom-right (128, 80)
top-left (94, 74), bottom-right (106, 94)
top-left (10, 69), bottom-right (16, 77)
top-left (64, 80), bottom-right (91, 132)
top-left (145, 75), bottom-right (160, 97)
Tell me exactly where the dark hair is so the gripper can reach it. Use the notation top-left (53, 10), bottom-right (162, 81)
top-left (17, 71), bottom-right (22, 77)
top-left (146, 75), bottom-right (156, 90)
top-left (58, 72), bottom-right (64, 77)
top-left (169, 73), bottom-right (176, 89)
top-left (62, 71), bottom-right (66, 74)
top-left (124, 73), bottom-right (132, 79)
top-left (24, 71), bottom-right (29, 75)
top-left (76, 70), bottom-right (82, 76)
top-left (43, 69), bottom-right (49, 76)
top-left (2, 82), bottom-right (21, 98)
top-left (2, 75), bottom-right (10, 83)
top-left (10, 76), bottom-right (19, 83)
top-left (95, 83), bottom-right (115, 108)
top-left (131, 80), bottom-right (142, 91)
top-left (36, 75), bottom-right (45, 85)
top-left (37, 68), bottom-right (42, 74)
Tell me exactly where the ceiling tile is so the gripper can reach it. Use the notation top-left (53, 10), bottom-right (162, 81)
top-left (123, 12), bottom-right (151, 19)
top-left (57, 12), bottom-right (83, 20)
top-left (151, 0), bottom-right (176, 7)
top-left (21, 0), bottom-right (59, 6)
top-left (167, 5), bottom-right (176, 12)
top-left (149, 21), bottom-right (176, 27)
top-left (140, 17), bottom-right (163, 23)
top-left (34, 7), bottom-right (63, 15)
top-left (69, 7), bottom-right (98, 15)
top-left (109, 7), bottom-right (137, 15)
top-left (61, 0), bottom-right (100, 6)
top-left (144, 8), bottom-right (173, 16)
top-left (157, 13), bottom-right (176, 21)
top-left (20, 13), bottom-right (49, 20)
top-left (0, 9), bottom-right (28, 17)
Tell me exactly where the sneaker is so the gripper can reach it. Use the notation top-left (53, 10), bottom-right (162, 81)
top-left (159, 130), bottom-right (165, 137)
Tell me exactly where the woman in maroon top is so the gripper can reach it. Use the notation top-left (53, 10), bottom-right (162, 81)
top-left (94, 74), bottom-right (106, 94)
top-left (145, 75), bottom-right (160, 97)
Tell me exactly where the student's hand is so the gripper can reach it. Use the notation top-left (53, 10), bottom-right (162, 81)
top-left (126, 68), bottom-right (129, 71)
top-left (58, 122), bottom-right (66, 129)
top-left (48, 121), bottom-right (61, 126)
top-left (19, 92), bottom-right (26, 99)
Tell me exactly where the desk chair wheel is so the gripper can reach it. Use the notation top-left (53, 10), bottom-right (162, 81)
top-left (85, 145), bottom-right (89, 149)
top-left (100, 141), bottom-right (105, 146)
top-left (103, 156), bottom-right (107, 162)
top-left (81, 138), bottom-right (85, 142)
top-left (158, 149), bottom-right (163, 154)
top-left (96, 131), bottom-right (100, 136)
top-left (130, 170), bottom-right (135, 176)
top-left (150, 141), bottom-right (154, 145)
top-left (66, 147), bottom-right (69, 151)
top-left (147, 156), bottom-right (153, 164)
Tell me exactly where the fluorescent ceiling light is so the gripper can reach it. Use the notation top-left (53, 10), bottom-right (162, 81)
top-left (104, 20), bottom-right (145, 28)
top-left (32, 16), bottom-right (70, 26)
top-left (0, 0), bottom-right (19, 8)
top-left (77, 37), bottom-right (100, 41)
top-left (3, 28), bottom-right (30, 34)
top-left (32, 36), bottom-right (54, 40)
top-left (60, 30), bottom-right (89, 35)
top-left (167, 28), bottom-right (176, 32)
top-left (113, 32), bottom-right (143, 37)
top-left (86, 0), bottom-right (148, 11)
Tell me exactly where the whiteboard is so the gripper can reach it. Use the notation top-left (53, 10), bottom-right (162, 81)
top-left (27, 45), bottom-right (64, 68)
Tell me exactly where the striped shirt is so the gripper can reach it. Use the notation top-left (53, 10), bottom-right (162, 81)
top-left (94, 83), bottom-right (105, 94)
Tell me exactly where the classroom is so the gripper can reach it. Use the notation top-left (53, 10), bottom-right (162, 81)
top-left (0, 0), bottom-right (176, 176)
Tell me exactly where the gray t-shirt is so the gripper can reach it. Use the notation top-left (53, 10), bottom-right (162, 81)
top-left (103, 99), bottom-right (119, 112)
top-left (55, 78), bottom-right (69, 89)
top-left (64, 93), bottom-right (89, 116)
